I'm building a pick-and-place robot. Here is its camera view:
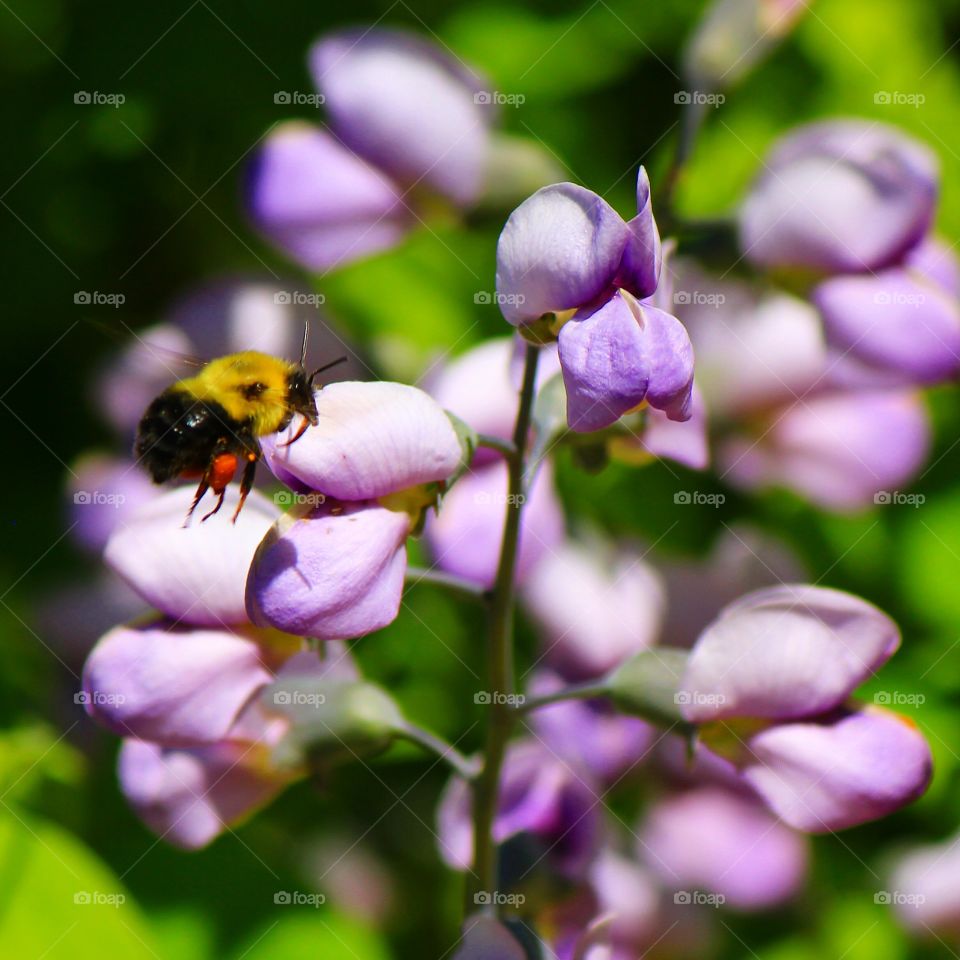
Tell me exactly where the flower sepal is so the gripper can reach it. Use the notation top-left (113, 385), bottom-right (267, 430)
top-left (262, 675), bottom-right (406, 771)
top-left (607, 648), bottom-right (695, 732)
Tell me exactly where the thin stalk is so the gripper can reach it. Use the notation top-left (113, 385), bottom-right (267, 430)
top-left (477, 433), bottom-right (517, 459)
top-left (405, 566), bottom-right (488, 604)
top-left (398, 723), bottom-right (480, 781)
top-left (467, 342), bottom-right (540, 911)
top-left (516, 681), bottom-right (609, 715)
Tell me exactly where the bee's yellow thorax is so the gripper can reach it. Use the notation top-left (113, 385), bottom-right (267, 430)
top-left (177, 351), bottom-right (295, 436)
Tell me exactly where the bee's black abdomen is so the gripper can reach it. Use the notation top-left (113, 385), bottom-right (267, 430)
top-left (135, 388), bottom-right (244, 484)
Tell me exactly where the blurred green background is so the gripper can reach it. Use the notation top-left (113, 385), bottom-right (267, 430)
top-left (3, 0), bottom-right (960, 956)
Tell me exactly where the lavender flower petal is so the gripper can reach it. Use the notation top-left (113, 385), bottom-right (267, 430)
top-left (262, 381), bottom-right (463, 500)
top-left (247, 123), bottom-right (410, 272)
top-left (496, 183), bottom-right (629, 326)
top-left (104, 486), bottom-right (280, 626)
top-left (742, 708), bottom-right (932, 832)
top-left (310, 29), bottom-right (493, 206)
top-left (681, 584), bottom-right (900, 723)
top-left (247, 499), bottom-right (411, 640)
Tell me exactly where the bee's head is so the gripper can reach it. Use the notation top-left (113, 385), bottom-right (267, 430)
top-left (286, 367), bottom-right (319, 426)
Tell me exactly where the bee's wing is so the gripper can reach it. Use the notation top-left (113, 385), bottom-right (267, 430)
top-left (89, 319), bottom-right (208, 368)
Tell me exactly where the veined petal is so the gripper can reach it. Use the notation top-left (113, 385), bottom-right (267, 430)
top-left (496, 183), bottom-right (629, 326)
top-left (310, 29), bottom-right (493, 206)
top-left (742, 708), bottom-right (932, 832)
top-left (104, 486), bottom-right (280, 626)
top-left (559, 292), bottom-right (650, 433)
top-left (638, 303), bottom-right (695, 421)
top-left (83, 622), bottom-right (274, 746)
top-left (262, 381), bottom-right (463, 500)
top-left (813, 269), bottom-right (960, 385)
top-left (246, 123), bottom-right (410, 272)
top-left (247, 500), bottom-right (410, 640)
top-left (681, 585), bottom-right (900, 723)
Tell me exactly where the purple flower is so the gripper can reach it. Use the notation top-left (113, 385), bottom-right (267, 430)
top-left (678, 585), bottom-right (933, 831)
top-left (812, 267), bottom-right (960, 385)
top-left (83, 621), bottom-right (284, 746)
top-left (639, 786), bottom-right (808, 909)
top-left (424, 460), bottom-right (564, 589)
top-left (739, 120), bottom-right (938, 274)
top-left (675, 262), bottom-right (932, 511)
top-left (522, 541), bottom-right (665, 680)
top-left (247, 499), bottom-right (411, 640)
top-left (86, 636), bottom-right (348, 847)
top-left (260, 380), bottom-right (463, 500)
top-left (248, 380), bottom-right (465, 638)
top-left (528, 671), bottom-right (655, 784)
top-left (104, 485), bottom-right (280, 626)
top-left (889, 831), bottom-right (960, 935)
top-left (248, 29), bottom-right (494, 272)
top-left (437, 739), bottom-right (602, 878)
top-left (719, 389), bottom-right (931, 511)
top-left (118, 727), bottom-right (291, 851)
top-left (246, 125), bottom-right (411, 272)
top-left (495, 170), bottom-right (694, 432)
top-left (309, 30), bottom-right (492, 207)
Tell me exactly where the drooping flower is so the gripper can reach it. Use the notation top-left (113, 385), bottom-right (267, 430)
top-left (678, 585), bottom-right (933, 832)
top-left (437, 739), bottom-right (602, 878)
top-left (739, 120), bottom-right (938, 275)
top-left (738, 120), bottom-right (960, 386)
top-left (495, 170), bottom-right (694, 432)
top-left (249, 380), bottom-right (467, 637)
top-left (674, 260), bottom-right (931, 510)
top-left (639, 786), bottom-right (808, 909)
top-left (105, 486), bottom-right (280, 627)
top-left (522, 540), bottom-right (665, 680)
top-left (83, 610), bottom-right (350, 847)
top-left (248, 28), bottom-right (495, 272)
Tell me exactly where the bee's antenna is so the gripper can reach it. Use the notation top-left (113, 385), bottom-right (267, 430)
top-left (309, 355), bottom-right (348, 383)
top-left (299, 320), bottom-right (310, 368)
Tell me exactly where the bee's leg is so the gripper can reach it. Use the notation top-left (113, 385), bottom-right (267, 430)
top-left (231, 452), bottom-right (258, 524)
top-left (183, 478), bottom-right (210, 527)
top-left (278, 415), bottom-right (311, 447)
top-left (200, 488), bottom-right (227, 523)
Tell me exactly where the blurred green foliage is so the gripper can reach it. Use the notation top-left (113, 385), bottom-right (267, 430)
top-left (4, 0), bottom-right (960, 956)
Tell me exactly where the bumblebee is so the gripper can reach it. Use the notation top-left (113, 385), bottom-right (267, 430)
top-left (134, 336), bottom-right (344, 525)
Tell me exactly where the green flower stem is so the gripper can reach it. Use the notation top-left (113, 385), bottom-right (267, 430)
top-left (397, 723), bottom-right (481, 781)
top-left (477, 433), bottom-right (517, 459)
top-left (468, 342), bottom-right (540, 912)
top-left (515, 681), bottom-right (610, 715)
top-left (404, 566), bottom-right (488, 604)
